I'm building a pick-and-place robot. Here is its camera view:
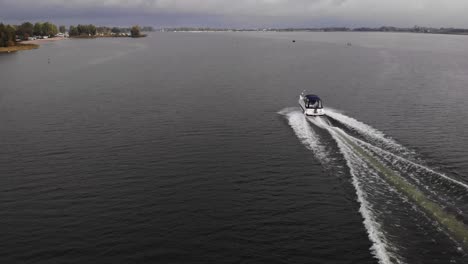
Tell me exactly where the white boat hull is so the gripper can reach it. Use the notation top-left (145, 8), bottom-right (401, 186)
top-left (299, 95), bottom-right (325, 116)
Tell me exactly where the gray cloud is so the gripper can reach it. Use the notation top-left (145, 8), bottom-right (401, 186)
top-left (1, 0), bottom-right (468, 27)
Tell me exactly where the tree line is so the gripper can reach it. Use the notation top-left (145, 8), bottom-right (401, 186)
top-left (0, 23), bottom-right (16, 47)
top-left (68, 24), bottom-right (146, 38)
top-left (1, 21), bottom-right (150, 47)
top-left (69, 24), bottom-right (97, 36)
top-left (0, 21), bottom-right (66, 47)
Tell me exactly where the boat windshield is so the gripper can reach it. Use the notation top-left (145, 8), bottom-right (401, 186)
top-left (306, 98), bottom-right (322, 108)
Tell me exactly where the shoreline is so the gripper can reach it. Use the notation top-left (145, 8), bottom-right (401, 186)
top-left (0, 35), bottom-right (146, 54)
top-left (20, 37), bottom-right (67, 45)
top-left (0, 44), bottom-right (39, 53)
top-left (69, 34), bottom-right (147, 39)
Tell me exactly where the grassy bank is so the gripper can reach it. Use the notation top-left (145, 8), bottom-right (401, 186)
top-left (0, 44), bottom-right (39, 53)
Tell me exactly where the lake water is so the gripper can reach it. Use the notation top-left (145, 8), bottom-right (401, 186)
top-left (2, 32), bottom-right (468, 263)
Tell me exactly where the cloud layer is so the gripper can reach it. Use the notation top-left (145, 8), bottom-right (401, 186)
top-left (1, 0), bottom-right (468, 27)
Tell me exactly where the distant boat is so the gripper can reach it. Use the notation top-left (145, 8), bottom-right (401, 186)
top-left (298, 92), bottom-right (325, 116)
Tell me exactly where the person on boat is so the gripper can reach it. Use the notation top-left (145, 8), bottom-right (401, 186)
top-left (309, 100), bottom-right (319, 108)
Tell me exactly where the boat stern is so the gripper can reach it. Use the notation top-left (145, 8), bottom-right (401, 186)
top-left (298, 94), bottom-right (325, 116)
top-left (304, 108), bottom-right (325, 116)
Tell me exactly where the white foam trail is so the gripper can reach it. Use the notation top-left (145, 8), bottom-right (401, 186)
top-left (304, 111), bottom-right (468, 263)
top-left (325, 108), bottom-right (411, 156)
top-left (278, 108), bottom-right (330, 164)
top-left (309, 117), bottom-right (398, 264)
top-left (282, 111), bottom-right (444, 263)
top-left (346, 134), bottom-right (468, 190)
top-left (315, 109), bottom-right (468, 190)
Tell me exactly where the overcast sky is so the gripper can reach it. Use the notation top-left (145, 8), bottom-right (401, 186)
top-left (1, 0), bottom-right (468, 28)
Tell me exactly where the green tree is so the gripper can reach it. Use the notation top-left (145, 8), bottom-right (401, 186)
top-left (0, 23), bottom-right (20, 47)
top-left (72, 24), bottom-right (97, 36)
top-left (88, 24), bottom-right (96, 35)
top-left (59, 25), bottom-right (66, 33)
top-left (33, 22), bottom-right (43, 36)
top-left (5, 24), bottom-right (16, 46)
top-left (43, 22), bottom-right (58, 36)
top-left (130, 25), bottom-right (141, 37)
top-left (111, 27), bottom-right (121, 34)
top-left (17, 22), bottom-right (34, 40)
top-left (76, 24), bottom-right (83, 35)
top-left (69, 25), bottom-right (78, 36)
top-left (97, 26), bottom-right (111, 35)
top-left (44, 22), bottom-right (50, 36)
top-left (50, 24), bottom-right (58, 36)
top-left (0, 23), bottom-right (6, 47)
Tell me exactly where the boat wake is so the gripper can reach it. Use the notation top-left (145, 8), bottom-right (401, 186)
top-left (278, 108), bottom-right (331, 164)
top-left (279, 107), bottom-right (468, 264)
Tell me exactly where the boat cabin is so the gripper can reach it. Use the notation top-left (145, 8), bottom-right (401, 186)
top-left (303, 95), bottom-right (323, 109)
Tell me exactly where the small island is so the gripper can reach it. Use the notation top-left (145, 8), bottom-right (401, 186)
top-left (1, 21), bottom-right (151, 53)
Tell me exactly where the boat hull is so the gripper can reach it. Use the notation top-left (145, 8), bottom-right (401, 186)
top-left (299, 95), bottom-right (325, 116)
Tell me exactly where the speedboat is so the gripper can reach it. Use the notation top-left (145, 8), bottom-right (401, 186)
top-left (299, 92), bottom-right (325, 116)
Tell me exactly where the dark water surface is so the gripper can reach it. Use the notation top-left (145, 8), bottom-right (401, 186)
top-left (2, 32), bottom-right (468, 263)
